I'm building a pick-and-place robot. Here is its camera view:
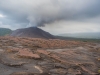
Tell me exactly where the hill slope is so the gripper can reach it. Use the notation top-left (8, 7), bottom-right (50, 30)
top-left (10, 27), bottom-right (55, 39)
top-left (0, 28), bottom-right (12, 36)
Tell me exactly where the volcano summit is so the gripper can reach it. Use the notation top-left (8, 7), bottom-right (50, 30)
top-left (10, 27), bottom-right (55, 39)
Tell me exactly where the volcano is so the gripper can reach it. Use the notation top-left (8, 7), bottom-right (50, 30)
top-left (10, 27), bottom-right (55, 39)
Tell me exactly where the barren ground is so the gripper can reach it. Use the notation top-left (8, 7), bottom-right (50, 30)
top-left (0, 36), bottom-right (100, 75)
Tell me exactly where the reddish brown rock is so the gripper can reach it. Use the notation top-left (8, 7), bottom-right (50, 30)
top-left (18, 50), bottom-right (40, 59)
top-left (0, 36), bottom-right (99, 75)
top-left (37, 50), bottom-right (50, 55)
top-left (98, 58), bottom-right (100, 61)
top-left (37, 50), bottom-right (71, 64)
top-left (6, 47), bottom-right (20, 53)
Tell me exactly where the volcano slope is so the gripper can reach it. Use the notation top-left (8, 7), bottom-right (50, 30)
top-left (0, 36), bottom-right (100, 75)
top-left (10, 27), bottom-right (55, 39)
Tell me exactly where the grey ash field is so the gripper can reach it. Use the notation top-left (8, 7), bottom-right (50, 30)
top-left (0, 36), bottom-right (100, 75)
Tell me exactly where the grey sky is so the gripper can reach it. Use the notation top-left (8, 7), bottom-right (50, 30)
top-left (0, 0), bottom-right (100, 34)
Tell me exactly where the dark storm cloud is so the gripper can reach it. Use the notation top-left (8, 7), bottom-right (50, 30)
top-left (0, 0), bottom-right (100, 28)
top-left (76, 1), bottom-right (100, 19)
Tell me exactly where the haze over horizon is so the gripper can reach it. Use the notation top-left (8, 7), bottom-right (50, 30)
top-left (0, 0), bottom-right (100, 35)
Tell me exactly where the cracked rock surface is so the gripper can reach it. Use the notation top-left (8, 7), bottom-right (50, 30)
top-left (0, 36), bottom-right (100, 75)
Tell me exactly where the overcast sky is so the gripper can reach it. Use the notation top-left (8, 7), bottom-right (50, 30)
top-left (0, 0), bottom-right (100, 34)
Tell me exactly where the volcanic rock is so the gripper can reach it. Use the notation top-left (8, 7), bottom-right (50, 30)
top-left (17, 49), bottom-right (40, 59)
top-left (10, 27), bottom-right (55, 39)
top-left (0, 37), bottom-right (100, 75)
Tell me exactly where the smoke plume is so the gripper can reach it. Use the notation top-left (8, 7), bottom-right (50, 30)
top-left (0, 0), bottom-right (100, 34)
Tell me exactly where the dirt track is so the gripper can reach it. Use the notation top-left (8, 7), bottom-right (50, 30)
top-left (0, 37), bottom-right (100, 75)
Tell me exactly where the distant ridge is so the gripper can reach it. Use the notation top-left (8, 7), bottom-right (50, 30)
top-left (0, 28), bottom-right (12, 36)
top-left (10, 27), bottom-right (55, 39)
top-left (59, 32), bottom-right (100, 39)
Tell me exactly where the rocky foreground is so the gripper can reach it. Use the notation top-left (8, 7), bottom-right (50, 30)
top-left (0, 36), bottom-right (100, 75)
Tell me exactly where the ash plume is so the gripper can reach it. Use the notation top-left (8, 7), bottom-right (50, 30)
top-left (0, 0), bottom-right (100, 29)
top-left (24, 0), bottom-right (74, 27)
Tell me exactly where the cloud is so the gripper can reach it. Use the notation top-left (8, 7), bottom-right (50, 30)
top-left (40, 21), bottom-right (100, 34)
top-left (0, 0), bottom-right (100, 34)
top-left (0, 14), bottom-right (5, 18)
